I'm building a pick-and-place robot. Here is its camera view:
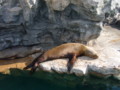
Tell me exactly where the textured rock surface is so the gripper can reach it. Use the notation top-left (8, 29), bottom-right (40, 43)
top-left (0, 0), bottom-right (120, 50)
top-left (0, 45), bottom-right (42, 59)
top-left (103, 0), bottom-right (120, 25)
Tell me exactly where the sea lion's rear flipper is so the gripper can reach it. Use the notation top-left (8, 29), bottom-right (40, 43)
top-left (67, 54), bottom-right (77, 72)
top-left (29, 58), bottom-right (46, 73)
top-left (30, 65), bottom-right (38, 74)
top-left (24, 56), bottom-right (40, 70)
top-left (24, 52), bottom-right (45, 70)
top-left (24, 63), bottom-right (34, 70)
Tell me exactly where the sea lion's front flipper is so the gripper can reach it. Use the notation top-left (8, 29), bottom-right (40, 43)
top-left (24, 53), bottom-right (44, 70)
top-left (67, 54), bottom-right (77, 72)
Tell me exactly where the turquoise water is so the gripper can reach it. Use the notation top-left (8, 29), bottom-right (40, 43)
top-left (0, 70), bottom-right (120, 90)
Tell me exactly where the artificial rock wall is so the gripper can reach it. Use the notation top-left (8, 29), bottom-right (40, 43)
top-left (0, 0), bottom-right (120, 50)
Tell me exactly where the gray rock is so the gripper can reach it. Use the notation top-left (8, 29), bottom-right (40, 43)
top-left (0, 45), bottom-right (42, 59)
top-left (103, 0), bottom-right (120, 25)
top-left (1, 0), bottom-right (120, 50)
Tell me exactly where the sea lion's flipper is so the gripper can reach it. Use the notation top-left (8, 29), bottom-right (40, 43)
top-left (24, 63), bottom-right (34, 70)
top-left (24, 53), bottom-right (45, 70)
top-left (30, 64), bottom-right (38, 74)
top-left (29, 58), bottom-right (46, 73)
top-left (24, 56), bottom-right (41, 70)
top-left (67, 54), bottom-right (77, 72)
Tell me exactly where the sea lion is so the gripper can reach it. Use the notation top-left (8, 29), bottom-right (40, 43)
top-left (24, 43), bottom-right (98, 73)
top-left (0, 45), bottom-right (42, 59)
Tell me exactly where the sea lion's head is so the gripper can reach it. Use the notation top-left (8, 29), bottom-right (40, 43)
top-left (84, 46), bottom-right (98, 59)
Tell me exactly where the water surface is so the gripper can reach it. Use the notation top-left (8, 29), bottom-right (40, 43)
top-left (0, 70), bottom-right (120, 90)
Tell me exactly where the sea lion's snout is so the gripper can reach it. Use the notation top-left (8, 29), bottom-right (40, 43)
top-left (84, 47), bottom-right (98, 59)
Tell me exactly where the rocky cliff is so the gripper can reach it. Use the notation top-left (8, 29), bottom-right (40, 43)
top-left (0, 0), bottom-right (120, 50)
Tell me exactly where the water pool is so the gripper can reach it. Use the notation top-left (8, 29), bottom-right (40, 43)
top-left (0, 70), bottom-right (120, 90)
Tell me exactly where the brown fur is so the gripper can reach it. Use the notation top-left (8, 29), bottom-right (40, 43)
top-left (24, 43), bottom-right (98, 73)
